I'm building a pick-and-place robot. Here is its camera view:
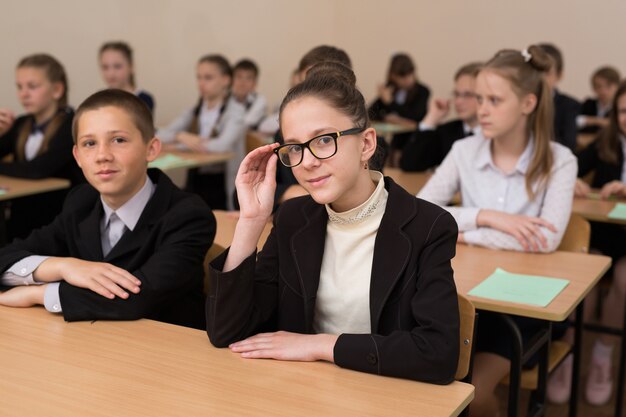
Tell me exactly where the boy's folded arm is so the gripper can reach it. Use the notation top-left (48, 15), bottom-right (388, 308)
top-left (58, 205), bottom-right (215, 322)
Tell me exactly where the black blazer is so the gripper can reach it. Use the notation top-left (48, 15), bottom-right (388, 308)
top-left (578, 98), bottom-right (609, 134)
top-left (0, 169), bottom-right (215, 329)
top-left (554, 90), bottom-right (581, 152)
top-left (400, 119), bottom-right (467, 172)
top-left (207, 177), bottom-right (460, 384)
top-left (369, 82), bottom-right (431, 123)
top-left (0, 108), bottom-right (83, 184)
top-left (577, 140), bottom-right (624, 188)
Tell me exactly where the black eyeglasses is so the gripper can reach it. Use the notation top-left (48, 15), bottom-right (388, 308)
top-left (273, 127), bottom-right (365, 167)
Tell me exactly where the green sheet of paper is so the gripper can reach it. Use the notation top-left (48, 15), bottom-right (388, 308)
top-left (149, 154), bottom-right (196, 170)
top-left (372, 122), bottom-right (406, 134)
top-left (468, 268), bottom-right (569, 307)
top-left (608, 203), bottom-right (626, 220)
top-left (0, 189), bottom-right (7, 196)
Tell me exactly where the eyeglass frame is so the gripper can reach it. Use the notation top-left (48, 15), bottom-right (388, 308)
top-left (273, 127), bottom-right (366, 167)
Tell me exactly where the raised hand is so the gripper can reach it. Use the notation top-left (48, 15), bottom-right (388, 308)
top-left (0, 109), bottom-right (16, 136)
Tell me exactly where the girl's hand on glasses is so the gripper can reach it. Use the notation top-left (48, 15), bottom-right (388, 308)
top-left (235, 143), bottom-right (280, 222)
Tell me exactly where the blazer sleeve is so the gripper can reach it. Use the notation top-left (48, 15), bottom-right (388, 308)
top-left (0, 117), bottom-right (75, 179)
top-left (206, 221), bottom-right (280, 347)
top-left (576, 141), bottom-right (600, 177)
top-left (400, 129), bottom-right (441, 171)
top-left (58, 199), bottom-right (215, 322)
top-left (0, 119), bottom-right (20, 160)
top-left (333, 211), bottom-right (460, 384)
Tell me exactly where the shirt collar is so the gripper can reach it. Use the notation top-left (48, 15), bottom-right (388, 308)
top-left (474, 136), bottom-right (535, 175)
top-left (101, 177), bottom-right (155, 231)
top-left (463, 122), bottom-right (481, 137)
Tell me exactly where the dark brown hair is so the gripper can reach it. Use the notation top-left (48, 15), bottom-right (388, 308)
top-left (597, 80), bottom-right (626, 165)
top-left (481, 45), bottom-right (554, 199)
top-left (99, 41), bottom-right (136, 88)
top-left (280, 62), bottom-right (368, 131)
top-left (387, 53), bottom-right (416, 83)
top-left (592, 66), bottom-right (621, 86)
top-left (234, 59), bottom-right (259, 78)
top-left (72, 89), bottom-right (155, 143)
top-left (298, 45), bottom-right (352, 73)
top-left (198, 54), bottom-right (233, 78)
top-left (17, 53), bottom-right (69, 108)
top-left (538, 43), bottom-right (563, 76)
top-left (454, 62), bottom-right (483, 81)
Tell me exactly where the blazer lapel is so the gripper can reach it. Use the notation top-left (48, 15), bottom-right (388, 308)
top-left (369, 178), bottom-right (417, 331)
top-left (77, 201), bottom-right (104, 260)
top-left (290, 200), bottom-right (327, 332)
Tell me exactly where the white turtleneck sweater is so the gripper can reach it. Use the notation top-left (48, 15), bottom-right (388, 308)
top-left (313, 171), bottom-right (389, 335)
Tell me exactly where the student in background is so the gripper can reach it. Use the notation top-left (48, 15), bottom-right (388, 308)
top-left (99, 42), bottom-right (155, 113)
top-left (157, 54), bottom-right (246, 210)
top-left (577, 66), bottom-right (621, 134)
top-left (369, 53), bottom-right (430, 163)
top-left (206, 62), bottom-right (460, 384)
top-left (401, 62), bottom-right (482, 172)
top-left (418, 46), bottom-right (577, 416)
top-left (0, 54), bottom-right (83, 240)
top-left (231, 59), bottom-right (267, 129)
top-left (547, 80), bottom-right (626, 406)
top-left (0, 89), bottom-right (215, 329)
top-left (539, 43), bottom-right (581, 152)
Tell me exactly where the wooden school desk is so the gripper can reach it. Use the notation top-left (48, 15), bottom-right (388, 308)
top-left (0, 306), bottom-right (474, 417)
top-left (150, 150), bottom-right (235, 171)
top-left (572, 196), bottom-right (626, 226)
top-left (0, 175), bottom-right (70, 201)
top-left (372, 122), bottom-right (415, 144)
top-left (383, 168), bottom-right (431, 195)
top-left (453, 245), bottom-right (611, 417)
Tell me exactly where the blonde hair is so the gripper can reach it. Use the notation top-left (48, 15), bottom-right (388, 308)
top-left (480, 45), bottom-right (554, 199)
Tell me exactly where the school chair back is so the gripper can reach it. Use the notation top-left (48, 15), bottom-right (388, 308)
top-left (557, 213), bottom-right (591, 253)
top-left (203, 243), bottom-right (226, 295)
top-left (456, 293), bottom-right (477, 381)
top-left (501, 213), bottom-right (591, 390)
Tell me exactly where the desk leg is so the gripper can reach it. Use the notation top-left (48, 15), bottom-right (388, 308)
top-left (500, 315), bottom-right (523, 417)
top-left (615, 299), bottom-right (626, 417)
top-left (569, 304), bottom-right (583, 417)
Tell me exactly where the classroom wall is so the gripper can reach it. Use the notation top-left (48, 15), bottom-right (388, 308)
top-left (2, 0), bottom-right (626, 127)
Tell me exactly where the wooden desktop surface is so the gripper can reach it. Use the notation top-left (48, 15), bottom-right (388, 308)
top-left (151, 150), bottom-right (235, 171)
top-left (572, 196), bottom-right (626, 225)
top-left (0, 175), bottom-right (70, 202)
top-left (452, 245), bottom-right (611, 321)
top-left (0, 306), bottom-right (474, 417)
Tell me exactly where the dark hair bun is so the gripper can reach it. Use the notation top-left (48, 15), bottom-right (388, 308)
top-left (525, 45), bottom-right (552, 73)
top-left (305, 61), bottom-right (356, 87)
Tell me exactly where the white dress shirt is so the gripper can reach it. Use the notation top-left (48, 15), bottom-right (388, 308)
top-left (418, 135), bottom-right (577, 252)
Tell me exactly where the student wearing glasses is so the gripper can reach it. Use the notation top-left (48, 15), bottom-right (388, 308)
top-left (205, 62), bottom-right (460, 384)
top-left (401, 62), bottom-right (483, 172)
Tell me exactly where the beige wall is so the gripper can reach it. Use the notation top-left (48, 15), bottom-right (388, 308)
top-left (2, 0), bottom-right (626, 127)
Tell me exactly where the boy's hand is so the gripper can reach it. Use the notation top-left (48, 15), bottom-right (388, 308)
top-left (35, 258), bottom-right (141, 300)
top-left (0, 285), bottom-right (46, 307)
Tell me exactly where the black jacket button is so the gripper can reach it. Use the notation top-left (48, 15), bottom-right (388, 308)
top-left (367, 353), bottom-right (378, 365)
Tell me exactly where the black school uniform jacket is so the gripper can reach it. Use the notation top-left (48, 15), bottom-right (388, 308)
top-left (0, 169), bottom-right (215, 329)
top-left (369, 82), bottom-right (431, 123)
top-left (0, 108), bottom-right (83, 184)
top-left (401, 119), bottom-right (467, 172)
top-left (579, 98), bottom-right (609, 134)
top-left (554, 90), bottom-right (581, 152)
top-left (207, 177), bottom-right (460, 384)
top-left (577, 140), bottom-right (624, 187)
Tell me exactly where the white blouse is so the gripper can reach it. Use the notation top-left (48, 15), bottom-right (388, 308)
top-left (313, 171), bottom-right (388, 334)
top-left (418, 135), bottom-right (577, 252)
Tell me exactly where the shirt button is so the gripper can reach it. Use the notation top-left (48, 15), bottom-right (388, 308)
top-left (366, 353), bottom-right (378, 365)
top-left (20, 268), bottom-right (27, 274)
top-left (53, 304), bottom-right (60, 311)
top-left (497, 197), bottom-right (504, 203)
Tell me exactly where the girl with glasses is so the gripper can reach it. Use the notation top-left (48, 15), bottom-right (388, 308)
top-left (206, 62), bottom-right (460, 384)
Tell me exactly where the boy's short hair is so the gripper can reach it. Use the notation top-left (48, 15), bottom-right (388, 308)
top-left (233, 59), bottom-right (259, 78)
top-left (298, 45), bottom-right (352, 73)
top-left (538, 43), bottom-right (563, 76)
top-left (592, 66), bottom-right (621, 85)
top-left (454, 62), bottom-right (483, 81)
top-left (72, 89), bottom-right (155, 143)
